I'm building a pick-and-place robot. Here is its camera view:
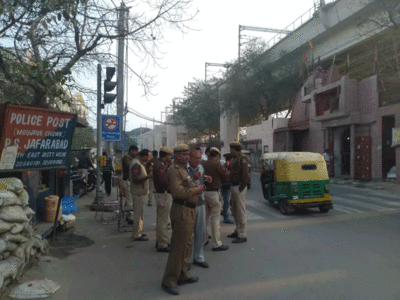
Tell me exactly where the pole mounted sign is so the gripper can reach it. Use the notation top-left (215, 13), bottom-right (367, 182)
top-left (0, 105), bottom-right (77, 170)
top-left (102, 115), bottom-right (121, 141)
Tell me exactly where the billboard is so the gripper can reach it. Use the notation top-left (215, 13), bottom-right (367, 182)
top-left (0, 105), bottom-right (77, 170)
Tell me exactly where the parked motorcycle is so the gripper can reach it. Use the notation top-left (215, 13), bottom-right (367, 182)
top-left (70, 167), bottom-right (88, 197)
top-left (87, 167), bottom-right (104, 193)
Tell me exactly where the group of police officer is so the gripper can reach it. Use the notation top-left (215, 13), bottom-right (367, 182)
top-left (121, 141), bottom-right (250, 296)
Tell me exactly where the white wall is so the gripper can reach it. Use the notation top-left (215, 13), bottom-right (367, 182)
top-left (245, 118), bottom-right (289, 154)
top-left (220, 111), bottom-right (239, 155)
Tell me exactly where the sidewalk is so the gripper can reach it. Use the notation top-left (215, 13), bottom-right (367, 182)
top-left (330, 177), bottom-right (400, 193)
top-left (2, 184), bottom-right (160, 300)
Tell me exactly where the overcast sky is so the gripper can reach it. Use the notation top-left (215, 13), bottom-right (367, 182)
top-left (119, 0), bottom-right (317, 131)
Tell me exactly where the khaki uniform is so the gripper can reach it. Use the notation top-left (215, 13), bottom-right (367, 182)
top-left (201, 159), bottom-right (227, 248)
top-left (153, 158), bottom-right (172, 249)
top-left (129, 158), bottom-right (149, 238)
top-left (121, 154), bottom-right (134, 219)
top-left (162, 161), bottom-right (199, 288)
top-left (146, 158), bottom-right (158, 205)
top-left (229, 153), bottom-right (249, 238)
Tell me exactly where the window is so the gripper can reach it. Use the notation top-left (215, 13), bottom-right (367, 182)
top-left (315, 88), bottom-right (340, 116)
top-left (301, 164), bottom-right (317, 170)
top-left (263, 145), bottom-right (269, 153)
top-left (304, 84), bottom-right (314, 96)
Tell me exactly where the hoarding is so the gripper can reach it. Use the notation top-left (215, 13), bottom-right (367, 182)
top-left (0, 105), bottom-right (77, 170)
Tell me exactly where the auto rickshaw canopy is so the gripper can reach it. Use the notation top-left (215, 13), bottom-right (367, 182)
top-left (260, 152), bottom-right (329, 182)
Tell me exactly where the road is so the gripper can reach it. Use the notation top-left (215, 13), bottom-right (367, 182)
top-left (7, 173), bottom-right (400, 300)
top-left (246, 173), bottom-right (400, 221)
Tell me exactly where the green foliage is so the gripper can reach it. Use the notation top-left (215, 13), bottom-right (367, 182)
top-left (220, 40), bottom-right (298, 126)
top-left (175, 40), bottom-right (299, 131)
top-left (0, 0), bottom-right (198, 107)
top-left (174, 80), bottom-right (220, 138)
top-left (72, 126), bottom-right (95, 150)
top-left (125, 136), bottom-right (138, 148)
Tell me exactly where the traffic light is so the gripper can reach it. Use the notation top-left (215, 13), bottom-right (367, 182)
top-left (104, 67), bottom-right (117, 104)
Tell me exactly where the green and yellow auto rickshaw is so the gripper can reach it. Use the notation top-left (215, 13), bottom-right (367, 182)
top-left (260, 152), bottom-right (333, 215)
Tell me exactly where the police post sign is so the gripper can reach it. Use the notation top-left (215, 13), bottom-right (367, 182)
top-left (0, 105), bottom-right (77, 170)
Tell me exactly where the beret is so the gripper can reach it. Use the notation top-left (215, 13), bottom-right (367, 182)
top-left (210, 147), bottom-right (220, 154)
top-left (159, 146), bottom-right (172, 154)
top-left (229, 141), bottom-right (241, 147)
top-left (173, 144), bottom-right (190, 152)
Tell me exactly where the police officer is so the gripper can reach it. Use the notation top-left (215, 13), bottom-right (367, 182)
top-left (121, 145), bottom-right (139, 223)
top-left (146, 150), bottom-right (159, 206)
top-left (130, 149), bottom-right (153, 241)
top-left (153, 147), bottom-right (173, 252)
top-left (227, 141), bottom-right (249, 243)
top-left (161, 144), bottom-right (205, 296)
top-left (201, 147), bottom-right (229, 251)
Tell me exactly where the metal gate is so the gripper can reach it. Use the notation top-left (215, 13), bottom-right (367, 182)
top-left (354, 136), bottom-right (371, 180)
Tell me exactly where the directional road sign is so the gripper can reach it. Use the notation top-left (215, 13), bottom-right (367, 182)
top-left (102, 115), bottom-right (122, 141)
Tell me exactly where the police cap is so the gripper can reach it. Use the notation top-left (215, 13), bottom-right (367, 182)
top-left (173, 144), bottom-right (190, 152)
top-left (229, 141), bottom-right (241, 147)
top-left (210, 147), bottom-right (220, 154)
top-left (159, 146), bottom-right (172, 154)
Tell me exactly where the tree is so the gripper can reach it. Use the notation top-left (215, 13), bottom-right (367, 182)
top-left (0, 0), bottom-right (198, 107)
top-left (220, 40), bottom-right (298, 126)
top-left (174, 79), bottom-right (221, 139)
top-left (71, 126), bottom-right (95, 150)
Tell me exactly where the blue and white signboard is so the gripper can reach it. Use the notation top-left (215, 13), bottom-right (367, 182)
top-left (102, 115), bottom-right (121, 141)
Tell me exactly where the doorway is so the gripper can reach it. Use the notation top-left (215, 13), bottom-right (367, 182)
top-left (382, 115), bottom-right (396, 178)
top-left (341, 128), bottom-right (351, 176)
top-left (292, 130), bottom-right (309, 152)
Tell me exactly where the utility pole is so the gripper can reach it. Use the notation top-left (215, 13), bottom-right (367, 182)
top-left (95, 64), bottom-right (103, 204)
top-left (117, 3), bottom-right (128, 118)
top-left (205, 63), bottom-right (228, 81)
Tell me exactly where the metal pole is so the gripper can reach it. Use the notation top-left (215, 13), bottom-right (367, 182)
top-left (238, 25), bottom-right (241, 65)
top-left (95, 63), bottom-right (103, 203)
top-left (205, 63), bottom-right (207, 81)
top-left (117, 3), bottom-right (127, 118)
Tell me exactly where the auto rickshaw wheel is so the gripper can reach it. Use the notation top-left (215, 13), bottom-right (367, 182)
top-left (279, 201), bottom-right (289, 215)
top-left (319, 204), bottom-right (330, 213)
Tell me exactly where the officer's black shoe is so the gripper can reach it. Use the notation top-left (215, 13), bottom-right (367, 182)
top-left (177, 276), bottom-right (199, 286)
top-left (223, 219), bottom-right (234, 224)
top-left (125, 219), bottom-right (134, 225)
top-left (212, 245), bottom-right (229, 251)
top-left (161, 284), bottom-right (179, 295)
top-left (133, 236), bottom-right (148, 241)
top-left (157, 246), bottom-right (170, 253)
top-left (227, 232), bottom-right (238, 238)
top-left (232, 237), bottom-right (247, 243)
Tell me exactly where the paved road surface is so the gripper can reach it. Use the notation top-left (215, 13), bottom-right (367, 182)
top-left (4, 173), bottom-right (400, 300)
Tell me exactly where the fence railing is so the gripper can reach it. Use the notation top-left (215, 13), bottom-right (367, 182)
top-left (265, 1), bottom-right (337, 50)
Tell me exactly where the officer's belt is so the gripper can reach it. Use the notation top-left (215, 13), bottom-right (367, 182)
top-left (173, 199), bottom-right (196, 209)
top-left (155, 189), bottom-right (171, 194)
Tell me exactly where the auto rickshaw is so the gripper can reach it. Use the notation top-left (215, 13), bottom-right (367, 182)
top-left (260, 152), bottom-right (333, 215)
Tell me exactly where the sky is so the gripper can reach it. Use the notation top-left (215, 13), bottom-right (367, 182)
top-left (115, 0), bottom-right (318, 132)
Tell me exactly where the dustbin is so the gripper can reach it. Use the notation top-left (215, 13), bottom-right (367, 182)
top-left (45, 195), bottom-right (62, 222)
